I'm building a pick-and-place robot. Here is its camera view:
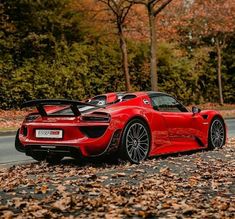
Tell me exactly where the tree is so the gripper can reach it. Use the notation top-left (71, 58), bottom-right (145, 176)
top-left (178, 0), bottom-right (235, 105)
top-left (130, 0), bottom-right (174, 91)
top-left (98, 0), bottom-right (133, 91)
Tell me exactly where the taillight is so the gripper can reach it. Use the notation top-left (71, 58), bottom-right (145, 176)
top-left (81, 113), bottom-right (110, 122)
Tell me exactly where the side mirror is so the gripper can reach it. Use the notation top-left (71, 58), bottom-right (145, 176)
top-left (192, 106), bottom-right (201, 115)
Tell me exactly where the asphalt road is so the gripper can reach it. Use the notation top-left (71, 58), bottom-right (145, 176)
top-left (227, 118), bottom-right (235, 137)
top-left (0, 135), bottom-right (33, 166)
top-left (0, 119), bottom-right (234, 167)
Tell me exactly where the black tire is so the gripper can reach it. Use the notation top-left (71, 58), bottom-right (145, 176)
top-left (15, 129), bottom-right (25, 152)
top-left (119, 118), bottom-right (151, 164)
top-left (208, 116), bottom-right (226, 149)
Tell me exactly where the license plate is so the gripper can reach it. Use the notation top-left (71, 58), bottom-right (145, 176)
top-left (35, 129), bottom-right (63, 139)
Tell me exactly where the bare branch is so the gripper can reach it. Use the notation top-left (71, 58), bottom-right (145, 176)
top-left (153, 0), bottom-right (173, 16)
top-left (149, 0), bottom-right (159, 6)
top-left (128, 0), bottom-right (147, 6)
top-left (121, 3), bottom-right (133, 23)
top-left (98, 0), bottom-right (119, 17)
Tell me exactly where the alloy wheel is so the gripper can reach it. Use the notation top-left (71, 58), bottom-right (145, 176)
top-left (210, 119), bottom-right (225, 148)
top-left (125, 122), bottom-right (149, 163)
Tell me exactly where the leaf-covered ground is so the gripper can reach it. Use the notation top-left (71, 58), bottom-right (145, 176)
top-left (0, 139), bottom-right (235, 219)
top-left (0, 110), bottom-right (27, 130)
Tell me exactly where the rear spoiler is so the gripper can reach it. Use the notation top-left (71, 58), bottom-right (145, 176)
top-left (21, 99), bottom-right (104, 117)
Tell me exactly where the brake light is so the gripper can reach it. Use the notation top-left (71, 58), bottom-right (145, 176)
top-left (81, 113), bottom-right (110, 122)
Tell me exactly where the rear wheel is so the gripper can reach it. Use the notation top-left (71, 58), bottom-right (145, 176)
top-left (15, 129), bottom-right (25, 152)
top-left (120, 119), bottom-right (150, 164)
top-left (208, 117), bottom-right (225, 149)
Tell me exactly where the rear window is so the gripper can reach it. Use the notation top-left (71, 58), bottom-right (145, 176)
top-left (49, 105), bottom-right (99, 116)
top-left (88, 95), bottom-right (107, 106)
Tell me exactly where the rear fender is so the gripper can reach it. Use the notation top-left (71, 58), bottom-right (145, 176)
top-left (110, 108), bottom-right (153, 150)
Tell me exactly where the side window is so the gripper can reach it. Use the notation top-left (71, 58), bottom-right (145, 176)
top-left (151, 95), bottom-right (187, 112)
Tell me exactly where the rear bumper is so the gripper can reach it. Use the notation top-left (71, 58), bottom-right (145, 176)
top-left (18, 127), bottom-right (121, 157)
top-left (24, 144), bottom-right (82, 158)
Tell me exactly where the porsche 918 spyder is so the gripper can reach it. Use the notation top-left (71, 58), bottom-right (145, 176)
top-left (15, 92), bottom-right (227, 164)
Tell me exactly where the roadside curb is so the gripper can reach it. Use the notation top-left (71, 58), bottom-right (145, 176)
top-left (224, 117), bottom-right (235, 120)
top-left (0, 130), bottom-right (17, 137)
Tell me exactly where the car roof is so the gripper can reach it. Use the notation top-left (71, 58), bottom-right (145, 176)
top-left (93, 91), bottom-right (171, 100)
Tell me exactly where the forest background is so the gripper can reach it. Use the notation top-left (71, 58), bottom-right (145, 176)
top-left (0, 0), bottom-right (235, 109)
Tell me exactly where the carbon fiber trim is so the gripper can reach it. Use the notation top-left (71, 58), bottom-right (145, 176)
top-left (25, 144), bottom-right (82, 158)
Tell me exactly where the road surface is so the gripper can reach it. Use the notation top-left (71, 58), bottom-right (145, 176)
top-left (0, 135), bottom-right (33, 166)
top-left (0, 119), bottom-right (234, 167)
top-left (227, 118), bottom-right (235, 137)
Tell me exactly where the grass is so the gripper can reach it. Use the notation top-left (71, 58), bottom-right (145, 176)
top-left (0, 127), bottom-right (18, 131)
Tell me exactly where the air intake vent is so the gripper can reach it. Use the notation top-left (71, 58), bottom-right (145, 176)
top-left (202, 115), bottom-right (208, 119)
top-left (80, 126), bottom-right (108, 138)
top-left (122, 94), bottom-right (136, 101)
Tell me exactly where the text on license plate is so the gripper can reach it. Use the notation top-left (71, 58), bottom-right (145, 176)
top-left (35, 129), bottom-right (63, 138)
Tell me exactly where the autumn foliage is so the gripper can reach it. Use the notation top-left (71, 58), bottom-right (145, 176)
top-left (0, 0), bottom-right (235, 110)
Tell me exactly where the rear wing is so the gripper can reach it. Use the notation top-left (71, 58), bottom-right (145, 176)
top-left (21, 99), bottom-right (104, 117)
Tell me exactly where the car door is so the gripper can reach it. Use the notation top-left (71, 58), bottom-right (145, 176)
top-left (149, 94), bottom-right (204, 153)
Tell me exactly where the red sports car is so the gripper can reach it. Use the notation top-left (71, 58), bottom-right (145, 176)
top-left (15, 92), bottom-right (227, 164)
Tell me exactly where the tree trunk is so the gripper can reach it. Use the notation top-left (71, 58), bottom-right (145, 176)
top-left (148, 11), bottom-right (158, 91)
top-left (216, 41), bottom-right (224, 105)
top-left (118, 25), bottom-right (131, 92)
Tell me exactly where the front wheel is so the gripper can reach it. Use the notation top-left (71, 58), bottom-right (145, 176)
top-left (120, 119), bottom-right (150, 164)
top-left (208, 117), bottom-right (226, 149)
